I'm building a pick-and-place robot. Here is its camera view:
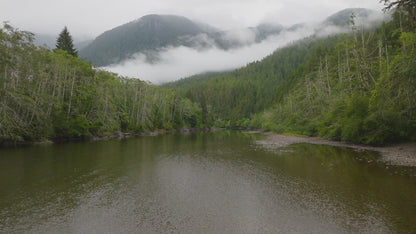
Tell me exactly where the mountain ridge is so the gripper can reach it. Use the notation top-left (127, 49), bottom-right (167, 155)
top-left (79, 14), bottom-right (214, 66)
top-left (79, 8), bottom-right (384, 67)
top-left (79, 14), bottom-right (289, 66)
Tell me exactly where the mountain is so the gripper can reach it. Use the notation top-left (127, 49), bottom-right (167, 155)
top-left (80, 9), bottom-right (384, 67)
top-left (254, 23), bottom-right (285, 41)
top-left (79, 14), bottom-right (216, 66)
top-left (323, 8), bottom-right (376, 26)
top-left (79, 14), bottom-right (289, 66)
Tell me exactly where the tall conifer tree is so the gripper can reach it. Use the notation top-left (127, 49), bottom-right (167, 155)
top-left (55, 26), bottom-right (78, 57)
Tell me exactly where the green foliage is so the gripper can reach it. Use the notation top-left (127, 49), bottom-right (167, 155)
top-left (0, 23), bottom-right (203, 143)
top-left (55, 27), bottom-right (78, 57)
top-left (165, 36), bottom-right (341, 124)
top-left (2, 8), bottom-right (416, 146)
top-left (257, 13), bottom-right (416, 145)
top-left (165, 9), bottom-right (416, 145)
top-left (366, 31), bottom-right (416, 143)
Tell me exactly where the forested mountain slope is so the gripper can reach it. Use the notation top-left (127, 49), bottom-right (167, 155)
top-left (163, 36), bottom-right (343, 123)
top-left (254, 9), bottom-right (416, 144)
top-left (165, 9), bottom-right (416, 145)
top-left (79, 14), bottom-right (286, 67)
top-left (79, 15), bottom-right (215, 66)
top-left (80, 8), bottom-right (382, 68)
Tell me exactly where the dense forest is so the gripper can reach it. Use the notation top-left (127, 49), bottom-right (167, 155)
top-left (1, 3), bottom-right (415, 146)
top-left (0, 24), bottom-right (203, 143)
top-left (165, 6), bottom-right (416, 145)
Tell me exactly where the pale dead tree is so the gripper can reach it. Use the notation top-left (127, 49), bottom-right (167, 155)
top-left (380, 0), bottom-right (416, 11)
top-left (325, 55), bottom-right (331, 96)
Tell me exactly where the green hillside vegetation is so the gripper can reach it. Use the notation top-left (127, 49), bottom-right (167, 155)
top-left (0, 23), bottom-right (203, 143)
top-left (80, 9), bottom-right (379, 68)
top-left (2, 5), bottom-right (415, 146)
top-left (79, 14), bottom-right (289, 67)
top-left (80, 15), bottom-right (213, 66)
top-left (165, 8), bottom-right (416, 145)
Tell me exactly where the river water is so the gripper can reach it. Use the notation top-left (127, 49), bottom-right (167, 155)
top-left (1, 131), bottom-right (415, 233)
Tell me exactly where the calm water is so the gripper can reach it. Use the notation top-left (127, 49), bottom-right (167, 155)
top-left (1, 131), bottom-right (416, 233)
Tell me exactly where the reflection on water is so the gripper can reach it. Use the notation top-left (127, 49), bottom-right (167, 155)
top-left (0, 131), bottom-right (415, 233)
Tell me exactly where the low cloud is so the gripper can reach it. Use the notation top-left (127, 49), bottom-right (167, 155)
top-left (103, 13), bottom-right (386, 84)
top-left (104, 27), bottom-right (315, 84)
top-left (222, 28), bottom-right (257, 45)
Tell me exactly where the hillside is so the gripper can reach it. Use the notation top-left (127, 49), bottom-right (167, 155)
top-left (163, 35), bottom-right (343, 124)
top-left (80, 9), bottom-right (383, 68)
top-left (79, 14), bottom-right (290, 66)
top-left (79, 14), bottom-right (215, 66)
top-left (164, 8), bottom-right (416, 145)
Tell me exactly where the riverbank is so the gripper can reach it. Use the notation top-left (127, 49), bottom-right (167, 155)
top-left (253, 131), bottom-right (416, 167)
top-left (0, 127), bottom-right (212, 148)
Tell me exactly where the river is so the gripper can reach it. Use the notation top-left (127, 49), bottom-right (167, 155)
top-left (1, 131), bottom-right (415, 233)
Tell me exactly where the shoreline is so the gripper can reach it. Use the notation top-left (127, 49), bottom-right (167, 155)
top-left (253, 131), bottom-right (416, 167)
top-left (3, 129), bottom-right (415, 167)
top-left (0, 127), bottom-right (213, 148)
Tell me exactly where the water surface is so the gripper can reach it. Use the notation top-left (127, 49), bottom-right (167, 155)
top-left (1, 131), bottom-right (415, 233)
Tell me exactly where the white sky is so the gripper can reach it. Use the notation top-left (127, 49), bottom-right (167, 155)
top-left (2, 0), bottom-right (383, 39)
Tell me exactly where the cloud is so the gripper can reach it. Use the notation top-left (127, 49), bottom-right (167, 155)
top-left (103, 9), bottom-right (389, 85)
top-left (103, 26), bottom-right (316, 84)
top-left (222, 28), bottom-right (257, 45)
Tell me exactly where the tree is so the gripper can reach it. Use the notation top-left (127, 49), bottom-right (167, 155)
top-left (55, 26), bottom-right (78, 57)
top-left (380, 0), bottom-right (416, 11)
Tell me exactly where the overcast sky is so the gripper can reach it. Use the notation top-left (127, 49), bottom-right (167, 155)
top-left (3, 0), bottom-right (383, 39)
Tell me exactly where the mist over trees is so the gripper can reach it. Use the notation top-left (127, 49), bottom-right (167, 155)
top-left (1, 2), bottom-right (415, 145)
top-left (166, 5), bottom-right (416, 145)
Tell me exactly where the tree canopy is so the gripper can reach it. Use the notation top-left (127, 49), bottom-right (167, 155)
top-left (55, 26), bottom-right (78, 57)
top-left (0, 23), bottom-right (203, 143)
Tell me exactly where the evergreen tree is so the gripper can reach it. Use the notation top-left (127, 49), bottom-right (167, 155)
top-left (55, 26), bottom-right (78, 57)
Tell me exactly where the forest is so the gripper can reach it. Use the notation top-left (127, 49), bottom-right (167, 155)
top-left (0, 24), bottom-right (203, 143)
top-left (1, 2), bottom-right (415, 145)
top-left (165, 6), bottom-right (416, 145)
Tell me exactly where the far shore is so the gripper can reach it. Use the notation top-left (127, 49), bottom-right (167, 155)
top-left (3, 128), bottom-right (416, 167)
top-left (0, 127), bottom-right (213, 147)
top-left (250, 131), bottom-right (416, 167)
